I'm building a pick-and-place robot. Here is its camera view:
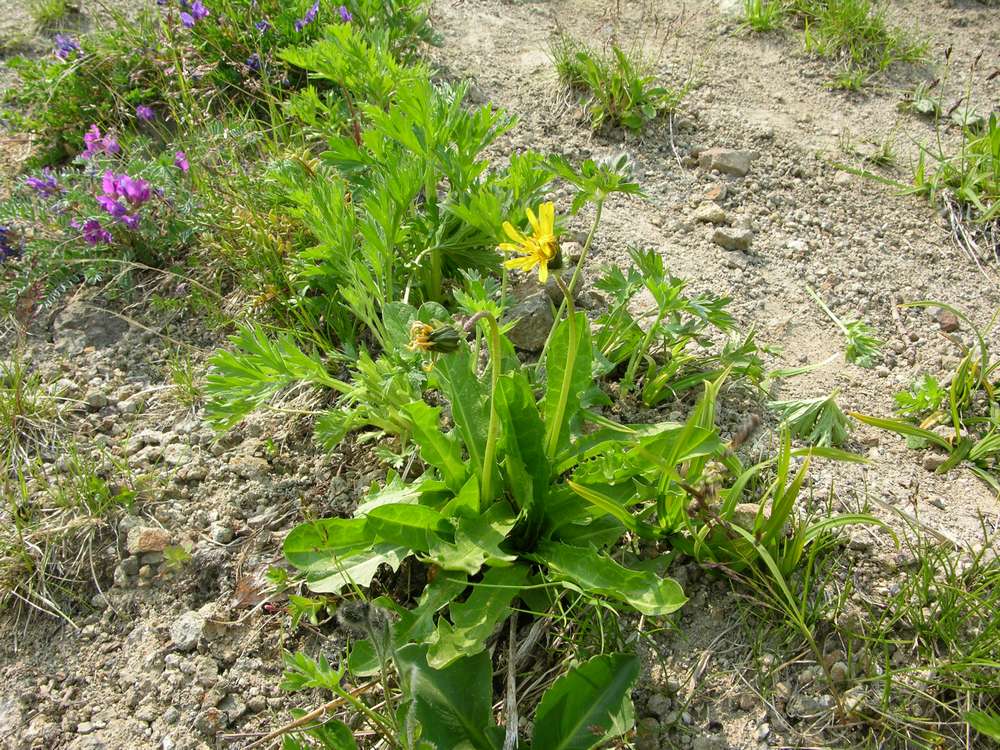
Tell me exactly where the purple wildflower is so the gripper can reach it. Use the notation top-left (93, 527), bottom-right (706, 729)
top-left (338, 5), bottom-right (351, 22)
top-left (118, 176), bottom-right (151, 206)
top-left (81, 219), bottom-right (113, 245)
top-left (174, 151), bottom-right (190, 173)
top-left (180, 11), bottom-right (195, 27)
top-left (120, 214), bottom-right (142, 230)
top-left (247, 53), bottom-right (261, 72)
top-left (0, 225), bottom-right (20, 261)
top-left (54, 35), bottom-right (81, 60)
top-left (82, 125), bottom-right (120, 159)
top-left (294, 0), bottom-right (320, 31)
top-left (96, 194), bottom-right (128, 218)
top-left (25, 169), bottom-right (60, 197)
top-left (190, 0), bottom-right (209, 20)
top-left (135, 104), bottom-right (156, 122)
top-left (255, 19), bottom-right (270, 32)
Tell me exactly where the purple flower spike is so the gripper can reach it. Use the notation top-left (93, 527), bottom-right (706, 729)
top-left (54, 34), bottom-right (81, 60)
top-left (180, 11), bottom-right (195, 27)
top-left (174, 151), bottom-right (190, 173)
top-left (119, 176), bottom-right (151, 206)
top-left (26, 168), bottom-right (60, 197)
top-left (81, 125), bottom-right (120, 159)
top-left (247, 53), bottom-right (261, 72)
top-left (338, 5), bottom-right (351, 22)
top-left (81, 219), bottom-right (113, 245)
top-left (295, 0), bottom-right (320, 31)
top-left (255, 19), bottom-right (270, 32)
top-left (97, 194), bottom-right (128, 218)
top-left (119, 214), bottom-right (142, 230)
top-left (190, 0), bottom-right (209, 19)
top-left (136, 104), bottom-right (156, 122)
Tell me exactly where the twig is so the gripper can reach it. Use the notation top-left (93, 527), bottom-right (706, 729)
top-left (236, 681), bottom-right (377, 749)
top-left (502, 616), bottom-right (519, 750)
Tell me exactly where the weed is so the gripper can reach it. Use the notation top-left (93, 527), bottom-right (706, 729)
top-left (807, 285), bottom-right (882, 368)
top-left (769, 391), bottom-right (850, 447)
top-left (166, 349), bottom-right (202, 408)
top-left (30, 0), bottom-right (71, 29)
top-left (550, 33), bottom-right (686, 132)
top-left (742, 0), bottom-right (785, 32)
top-left (0, 353), bottom-right (64, 467)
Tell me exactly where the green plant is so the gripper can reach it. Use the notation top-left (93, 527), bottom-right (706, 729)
top-left (770, 391), bottom-right (850, 447)
top-left (278, 641), bottom-right (639, 749)
top-left (854, 302), bottom-right (1000, 490)
top-left (742, 0), bottom-right (787, 32)
top-left (550, 34), bottom-right (686, 132)
top-left (807, 286), bottom-right (882, 367)
top-left (593, 247), bottom-right (763, 404)
top-left (0, 353), bottom-right (64, 467)
top-left (30, 0), bottom-right (70, 28)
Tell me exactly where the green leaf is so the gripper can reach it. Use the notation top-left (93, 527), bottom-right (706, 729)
top-left (395, 644), bottom-right (497, 750)
top-left (532, 653), bottom-right (639, 750)
top-left (395, 575), bottom-right (470, 645)
top-left (424, 501), bottom-right (518, 574)
top-left (769, 391), bottom-right (849, 447)
top-left (404, 400), bottom-right (468, 492)
top-left (436, 348), bottom-right (490, 476)
top-left (494, 372), bottom-right (550, 542)
top-left (565, 480), bottom-right (638, 533)
top-left (283, 518), bottom-right (375, 571)
top-left (367, 503), bottom-right (453, 552)
top-left (543, 311), bottom-right (593, 458)
top-left (850, 412), bottom-right (952, 450)
top-left (534, 541), bottom-right (686, 616)
top-left (426, 564), bottom-right (529, 669)
top-left (299, 544), bottom-right (409, 594)
top-left (967, 710), bottom-right (1000, 740)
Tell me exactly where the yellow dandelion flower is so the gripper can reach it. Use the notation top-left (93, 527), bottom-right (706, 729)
top-left (499, 202), bottom-right (559, 283)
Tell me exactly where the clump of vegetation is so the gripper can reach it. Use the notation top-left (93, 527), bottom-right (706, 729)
top-left (741, 0), bottom-right (926, 89)
top-left (855, 302), bottom-right (1000, 491)
top-left (550, 33), bottom-right (686, 131)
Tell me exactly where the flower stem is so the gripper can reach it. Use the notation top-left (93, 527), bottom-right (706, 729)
top-left (536, 199), bottom-right (604, 369)
top-left (544, 277), bottom-right (577, 460)
top-left (481, 315), bottom-right (503, 503)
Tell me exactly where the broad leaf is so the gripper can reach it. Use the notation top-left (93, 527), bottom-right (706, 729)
top-left (424, 502), bottom-right (518, 573)
top-left (534, 541), bottom-right (686, 616)
top-left (426, 565), bottom-right (529, 669)
top-left (435, 348), bottom-right (490, 475)
top-left (543, 311), bottom-right (593, 458)
top-left (404, 400), bottom-right (468, 492)
top-left (395, 644), bottom-right (497, 750)
top-left (367, 503), bottom-right (453, 552)
top-left (300, 544), bottom-right (408, 594)
top-left (532, 653), bottom-right (639, 750)
top-left (283, 517), bottom-right (375, 571)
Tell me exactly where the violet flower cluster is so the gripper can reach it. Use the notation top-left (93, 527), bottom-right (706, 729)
top-left (0, 225), bottom-right (20, 261)
top-left (82, 125), bottom-right (121, 159)
top-left (96, 171), bottom-right (152, 230)
top-left (54, 35), bottom-right (81, 60)
top-left (136, 105), bottom-right (156, 122)
top-left (25, 169), bottom-right (60, 197)
top-left (294, 1), bottom-right (320, 31)
top-left (79, 219), bottom-right (113, 245)
top-left (180, 0), bottom-right (209, 28)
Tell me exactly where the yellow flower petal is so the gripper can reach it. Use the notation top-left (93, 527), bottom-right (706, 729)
top-left (526, 206), bottom-right (540, 235)
top-left (538, 202), bottom-right (555, 235)
top-left (503, 221), bottom-right (527, 244)
top-left (538, 261), bottom-right (549, 283)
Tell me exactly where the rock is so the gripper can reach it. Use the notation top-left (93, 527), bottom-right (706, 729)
top-left (120, 556), bottom-right (140, 576)
top-left (718, 0), bottom-right (745, 18)
top-left (209, 524), bottom-right (234, 544)
top-left (829, 661), bottom-right (850, 685)
top-left (757, 723), bottom-right (770, 740)
top-left (935, 308), bottom-right (960, 332)
top-left (228, 455), bottom-right (270, 480)
top-left (163, 443), bottom-right (193, 467)
top-left (634, 717), bottom-right (660, 750)
top-left (703, 183), bottom-right (727, 202)
top-left (691, 736), bottom-right (726, 750)
top-left (647, 692), bottom-right (672, 720)
top-left (538, 266), bottom-right (578, 305)
top-left (126, 527), bottom-right (170, 555)
top-left (219, 693), bottom-right (247, 722)
top-left (692, 202), bottom-right (728, 225)
top-left (922, 452), bottom-right (947, 472)
top-left (712, 227), bottom-right (753, 251)
top-left (84, 390), bottom-right (108, 411)
top-left (786, 692), bottom-right (834, 719)
top-left (53, 299), bottom-right (128, 354)
top-left (504, 293), bottom-right (554, 352)
top-left (698, 148), bottom-right (758, 177)
top-left (170, 610), bottom-right (208, 652)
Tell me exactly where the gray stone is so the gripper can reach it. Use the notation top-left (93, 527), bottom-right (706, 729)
top-left (220, 693), bottom-right (247, 721)
top-left (504, 293), bottom-right (555, 352)
top-left (228, 455), bottom-right (270, 480)
top-left (170, 610), bottom-right (207, 652)
top-left (84, 390), bottom-right (108, 411)
top-left (830, 661), bottom-right (850, 685)
top-left (935, 308), bottom-right (960, 332)
top-left (712, 227), bottom-right (753, 251)
top-left (210, 524), bottom-right (235, 544)
top-left (786, 693), bottom-right (834, 719)
top-left (162, 443), bottom-right (193, 467)
top-left (53, 299), bottom-right (128, 354)
top-left (699, 148), bottom-right (758, 177)
top-left (922, 452), bottom-right (947, 472)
